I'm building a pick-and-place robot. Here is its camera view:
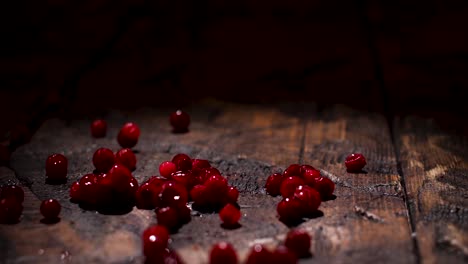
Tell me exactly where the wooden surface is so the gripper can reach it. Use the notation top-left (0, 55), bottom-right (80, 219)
top-left (1, 100), bottom-right (467, 263)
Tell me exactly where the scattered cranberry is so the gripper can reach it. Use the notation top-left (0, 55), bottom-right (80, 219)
top-left (0, 185), bottom-right (24, 203)
top-left (107, 164), bottom-right (134, 193)
top-left (156, 207), bottom-right (179, 230)
top-left (309, 177), bottom-right (335, 200)
top-left (265, 173), bottom-right (284, 196)
top-left (93, 148), bottom-right (115, 173)
top-left (192, 159), bottom-right (211, 169)
top-left (210, 242), bottom-right (238, 264)
top-left (204, 175), bottom-right (228, 206)
top-left (0, 198), bottom-right (23, 224)
top-left (226, 186), bottom-right (239, 204)
top-left (115, 148), bottom-right (137, 171)
top-left (142, 225), bottom-right (170, 260)
top-left (280, 176), bottom-right (305, 198)
top-left (172, 154), bottom-right (192, 171)
top-left (277, 197), bottom-right (303, 224)
top-left (79, 174), bottom-right (100, 205)
top-left (69, 181), bottom-right (81, 202)
top-left (117, 122), bottom-right (140, 148)
top-left (40, 199), bottom-right (61, 221)
top-left (170, 110), bottom-right (190, 133)
top-left (294, 185), bottom-right (321, 215)
top-left (283, 164), bottom-right (302, 177)
top-left (136, 182), bottom-right (161, 209)
top-left (90, 119), bottom-right (107, 138)
top-left (45, 153), bottom-right (68, 181)
top-left (219, 204), bottom-right (241, 226)
top-left (273, 245), bottom-right (297, 264)
top-left (246, 244), bottom-right (273, 264)
top-left (190, 184), bottom-right (208, 206)
top-left (300, 164), bottom-right (316, 176)
top-left (285, 229), bottom-right (311, 258)
top-left (159, 161), bottom-right (177, 178)
top-left (158, 181), bottom-right (188, 208)
top-left (345, 153), bottom-right (367, 172)
top-left (302, 169), bottom-right (321, 186)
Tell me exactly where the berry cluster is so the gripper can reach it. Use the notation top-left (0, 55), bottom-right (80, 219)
top-left (0, 184), bottom-right (24, 224)
top-left (265, 164), bottom-right (335, 225)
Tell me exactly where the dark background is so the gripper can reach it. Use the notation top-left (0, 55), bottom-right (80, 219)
top-left (1, 0), bottom-right (467, 145)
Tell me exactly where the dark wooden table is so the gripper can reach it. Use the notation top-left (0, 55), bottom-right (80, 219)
top-left (1, 99), bottom-right (466, 264)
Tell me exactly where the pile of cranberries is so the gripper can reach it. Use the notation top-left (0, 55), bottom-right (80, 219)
top-left (0, 184), bottom-right (24, 224)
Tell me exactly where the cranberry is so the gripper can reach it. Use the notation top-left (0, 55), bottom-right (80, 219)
top-left (117, 122), bottom-right (140, 148)
top-left (294, 185), bottom-right (321, 215)
top-left (170, 110), bottom-right (190, 133)
top-left (210, 242), bottom-right (238, 264)
top-left (45, 153), bottom-right (68, 181)
top-left (284, 229), bottom-right (311, 258)
top-left (172, 154), bottom-right (192, 171)
top-left (277, 197), bottom-right (303, 224)
top-left (156, 207), bottom-right (179, 230)
top-left (0, 198), bottom-right (23, 224)
top-left (0, 145), bottom-right (10, 165)
top-left (280, 176), bottom-right (305, 198)
top-left (283, 164), bottom-right (302, 177)
top-left (190, 184), bottom-right (208, 206)
top-left (93, 148), bottom-right (115, 173)
top-left (310, 177), bottom-right (335, 199)
top-left (79, 174), bottom-right (100, 205)
top-left (175, 204), bottom-right (191, 224)
top-left (219, 204), bottom-right (241, 226)
top-left (142, 225), bottom-right (170, 259)
top-left (300, 164), bottom-right (316, 176)
top-left (159, 161), bottom-right (177, 178)
top-left (227, 186), bottom-right (239, 204)
top-left (158, 181), bottom-right (188, 208)
top-left (204, 175), bottom-right (228, 206)
top-left (302, 169), bottom-right (321, 186)
top-left (90, 119), bottom-right (107, 138)
top-left (273, 245), bottom-right (297, 264)
top-left (192, 159), bottom-right (211, 169)
top-left (345, 153), bottom-right (367, 172)
top-left (107, 164), bottom-right (133, 193)
top-left (0, 185), bottom-right (24, 203)
top-left (40, 199), bottom-right (61, 221)
top-left (169, 171), bottom-right (191, 187)
top-left (114, 148), bottom-right (136, 171)
top-left (246, 244), bottom-right (273, 264)
top-left (265, 173), bottom-right (284, 196)
top-left (136, 182), bottom-right (160, 209)
top-left (69, 181), bottom-right (81, 202)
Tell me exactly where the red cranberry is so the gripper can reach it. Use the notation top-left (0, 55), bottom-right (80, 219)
top-left (159, 161), bottom-right (177, 178)
top-left (124, 177), bottom-right (139, 201)
top-left (277, 197), bottom-right (303, 224)
top-left (210, 242), bottom-right (238, 264)
top-left (227, 186), bottom-right (239, 204)
top-left (117, 122), bottom-right (140, 148)
top-left (280, 176), bottom-right (305, 198)
top-left (169, 171), bottom-right (191, 187)
top-left (302, 169), bottom-right (321, 186)
top-left (273, 245), bottom-right (297, 264)
top-left (294, 185), bottom-right (321, 215)
top-left (219, 204), bottom-right (241, 226)
top-left (115, 148), bottom-right (137, 171)
top-left (172, 154), bottom-right (192, 171)
top-left (0, 185), bottom-right (24, 203)
top-left (190, 184), bottom-right (208, 205)
top-left (204, 175), bottom-right (228, 206)
top-left (283, 164), bottom-right (302, 177)
top-left (310, 177), bottom-right (335, 199)
top-left (170, 110), bottom-right (190, 132)
top-left (90, 119), bottom-right (107, 138)
top-left (265, 173), bottom-right (284, 196)
top-left (345, 153), bottom-right (367, 172)
top-left (107, 164), bottom-right (133, 193)
top-left (300, 164), bottom-right (316, 176)
top-left (93, 148), bottom-right (115, 173)
top-left (69, 181), bottom-right (81, 202)
top-left (79, 174), bottom-right (100, 205)
top-left (40, 199), bottom-right (61, 221)
top-left (156, 207), bottom-right (179, 230)
top-left (285, 229), bottom-right (311, 258)
top-left (136, 182), bottom-right (160, 209)
top-left (0, 198), bottom-right (23, 224)
top-left (192, 159), bottom-right (211, 169)
top-left (175, 203), bottom-right (191, 224)
top-left (45, 154), bottom-right (68, 181)
top-left (158, 181), bottom-right (188, 208)
top-left (246, 244), bottom-right (273, 264)
top-left (142, 225), bottom-right (170, 259)
top-left (0, 145), bottom-right (10, 165)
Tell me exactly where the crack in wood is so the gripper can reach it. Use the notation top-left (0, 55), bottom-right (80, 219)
top-left (354, 206), bottom-right (385, 223)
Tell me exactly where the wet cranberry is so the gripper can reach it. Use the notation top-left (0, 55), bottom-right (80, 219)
top-left (277, 197), bottom-right (303, 224)
top-left (302, 169), bottom-right (321, 186)
top-left (142, 225), bottom-right (170, 259)
top-left (158, 181), bottom-right (188, 208)
top-left (246, 244), bottom-right (273, 264)
top-left (273, 245), bottom-right (297, 264)
top-left (172, 154), bottom-right (192, 171)
top-left (280, 176), bottom-right (305, 198)
top-left (107, 164), bottom-right (133, 193)
top-left (79, 174), bottom-right (100, 205)
top-left (210, 242), bottom-right (238, 264)
top-left (0, 145), bottom-right (10, 165)
top-left (345, 153), bottom-right (367, 172)
top-left (285, 229), bottom-right (311, 258)
top-left (0, 198), bottom-right (23, 224)
top-left (117, 122), bottom-right (140, 148)
top-left (170, 110), bottom-right (190, 133)
top-left (90, 119), bottom-right (107, 138)
top-left (136, 182), bottom-right (160, 209)
top-left (69, 181), bottom-right (81, 202)
top-left (283, 164), bottom-right (302, 177)
top-left (40, 199), bottom-right (61, 221)
top-left (115, 148), bottom-right (136, 171)
top-left (45, 153), bottom-right (68, 181)
top-left (159, 161), bottom-right (177, 178)
top-left (124, 177), bottom-right (139, 201)
top-left (170, 171), bottom-right (191, 188)
top-left (156, 207), bottom-right (179, 230)
top-left (310, 177), bottom-right (335, 199)
top-left (192, 159), bottom-right (211, 169)
top-left (0, 185), bottom-right (24, 203)
top-left (93, 148), bottom-right (115, 173)
top-left (265, 173), bottom-right (284, 196)
top-left (190, 184), bottom-right (208, 205)
top-left (227, 186), bottom-right (239, 204)
top-left (219, 204), bottom-right (241, 226)
top-left (294, 185), bottom-right (321, 215)
top-left (204, 175), bottom-right (228, 206)
top-left (300, 164), bottom-right (316, 176)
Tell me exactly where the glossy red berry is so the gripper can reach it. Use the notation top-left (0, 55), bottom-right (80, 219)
top-left (69, 181), bottom-right (81, 201)
top-left (142, 225), bottom-right (170, 259)
top-left (159, 161), bottom-right (177, 178)
top-left (93, 148), bottom-right (115, 173)
top-left (285, 229), bottom-right (311, 258)
top-left (156, 207), bottom-right (179, 230)
top-left (158, 181), bottom-right (188, 208)
top-left (227, 186), bottom-right (239, 204)
top-left (115, 148), bottom-right (136, 171)
top-left (117, 122), bottom-right (140, 148)
top-left (300, 164), bottom-right (316, 176)
top-left (0, 198), bottom-right (23, 224)
top-left (170, 110), bottom-right (190, 132)
top-left (169, 171), bottom-right (191, 188)
top-left (172, 153), bottom-right (192, 171)
top-left (310, 177), bottom-right (335, 199)
top-left (345, 153), bottom-right (367, 172)
top-left (204, 175), bottom-right (228, 206)
top-left (294, 185), bottom-right (321, 215)
top-left (302, 169), bottom-right (321, 186)
top-left (90, 119), bottom-right (107, 138)
top-left (280, 176), bottom-right (305, 198)
top-left (190, 184), bottom-right (208, 205)
top-left (45, 154), bottom-right (68, 181)
top-left (192, 159), bottom-right (211, 169)
top-left (246, 244), bottom-right (273, 264)
top-left (136, 182), bottom-right (160, 209)
top-left (210, 242), bottom-right (238, 264)
top-left (265, 173), bottom-right (284, 196)
top-left (0, 185), bottom-right (24, 203)
top-left (107, 164), bottom-right (133, 193)
top-left (277, 197), bottom-right (303, 224)
top-left (40, 199), bottom-right (61, 221)
top-left (273, 245), bottom-right (297, 264)
top-left (219, 204), bottom-right (241, 226)
top-left (79, 174), bottom-right (100, 205)
top-left (283, 164), bottom-right (302, 177)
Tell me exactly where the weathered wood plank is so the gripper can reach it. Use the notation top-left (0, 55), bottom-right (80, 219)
top-left (394, 116), bottom-right (468, 264)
